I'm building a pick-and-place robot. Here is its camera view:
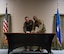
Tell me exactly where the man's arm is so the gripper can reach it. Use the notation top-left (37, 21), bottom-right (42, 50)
top-left (37, 24), bottom-right (43, 32)
top-left (23, 23), bottom-right (26, 33)
top-left (37, 19), bottom-right (46, 33)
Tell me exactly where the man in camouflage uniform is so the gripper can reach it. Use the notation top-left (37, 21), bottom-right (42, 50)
top-left (23, 16), bottom-right (33, 33)
top-left (23, 16), bottom-right (33, 51)
top-left (33, 16), bottom-right (46, 51)
top-left (33, 16), bottom-right (46, 33)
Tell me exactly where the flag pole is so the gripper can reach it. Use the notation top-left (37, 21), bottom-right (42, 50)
top-left (56, 0), bottom-right (62, 48)
top-left (6, 3), bottom-right (8, 8)
top-left (57, 0), bottom-right (58, 9)
top-left (55, 0), bottom-right (59, 49)
top-left (4, 3), bottom-right (8, 45)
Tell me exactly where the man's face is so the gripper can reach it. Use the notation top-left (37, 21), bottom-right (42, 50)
top-left (33, 16), bottom-right (37, 21)
top-left (25, 17), bottom-right (29, 22)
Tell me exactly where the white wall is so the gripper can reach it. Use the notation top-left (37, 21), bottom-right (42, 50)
top-left (0, 0), bottom-right (64, 33)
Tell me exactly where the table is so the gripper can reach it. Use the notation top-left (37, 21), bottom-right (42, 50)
top-left (4, 33), bottom-right (55, 54)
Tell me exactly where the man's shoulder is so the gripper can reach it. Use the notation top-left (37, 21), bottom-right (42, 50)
top-left (38, 19), bottom-right (44, 23)
top-left (29, 19), bottom-right (33, 21)
top-left (24, 22), bottom-right (27, 25)
top-left (29, 20), bottom-right (33, 22)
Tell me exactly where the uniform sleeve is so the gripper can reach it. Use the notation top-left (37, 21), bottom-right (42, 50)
top-left (29, 20), bottom-right (33, 25)
top-left (37, 24), bottom-right (43, 32)
top-left (42, 24), bottom-right (46, 32)
top-left (37, 19), bottom-right (46, 33)
top-left (30, 21), bottom-right (35, 33)
top-left (23, 23), bottom-right (26, 33)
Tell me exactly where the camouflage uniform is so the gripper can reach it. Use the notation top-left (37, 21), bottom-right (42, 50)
top-left (33, 19), bottom-right (46, 33)
top-left (23, 20), bottom-right (33, 33)
top-left (23, 20), bottom-right (33, 51)
top-left (32, 18), bottom-right (46, 51)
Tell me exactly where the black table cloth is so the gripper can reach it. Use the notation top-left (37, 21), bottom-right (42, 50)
top-left (4, 33), bottom-right (55, 54)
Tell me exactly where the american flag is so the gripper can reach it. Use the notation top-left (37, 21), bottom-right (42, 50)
top-left (3, 7), bottom-right (8, 33)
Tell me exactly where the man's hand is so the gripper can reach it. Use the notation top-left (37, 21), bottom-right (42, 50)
top-left (26, 31), bottom-right (30, 33)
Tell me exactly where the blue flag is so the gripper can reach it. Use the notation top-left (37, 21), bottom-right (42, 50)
top-left (56, 9), bottom-right (62, 46)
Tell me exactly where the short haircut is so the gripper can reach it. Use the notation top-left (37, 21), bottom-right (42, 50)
top-left (25, 16), bottom-right (29, 19)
